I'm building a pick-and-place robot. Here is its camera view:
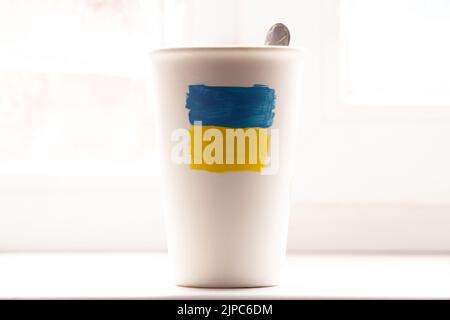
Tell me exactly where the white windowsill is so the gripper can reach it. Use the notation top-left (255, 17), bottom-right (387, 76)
top-left (1, 253), bottom-right (449, 299)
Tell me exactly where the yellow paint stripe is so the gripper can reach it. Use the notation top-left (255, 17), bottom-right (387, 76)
top-left (189, 126), bottom-right (270, 173)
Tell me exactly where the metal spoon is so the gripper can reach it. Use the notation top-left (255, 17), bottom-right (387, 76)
top-left (265, 23), bottom-right (291, 46)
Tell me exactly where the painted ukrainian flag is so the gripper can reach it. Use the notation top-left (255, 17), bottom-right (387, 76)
top-left (186, 85), bottom-right (276, 173)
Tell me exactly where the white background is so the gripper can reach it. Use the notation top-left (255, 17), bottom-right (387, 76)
top-left (1, 0), bottom-right (450, 252)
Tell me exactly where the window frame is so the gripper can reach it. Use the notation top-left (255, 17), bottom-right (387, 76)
top-left (320, 0), bottom-right (450, 123)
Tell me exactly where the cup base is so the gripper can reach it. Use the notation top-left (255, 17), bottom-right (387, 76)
top-left (175, 281), bottom-right (280, 289)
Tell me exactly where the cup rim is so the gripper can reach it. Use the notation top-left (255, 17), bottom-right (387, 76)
top-left (150, 45), bottom-right (304, 56)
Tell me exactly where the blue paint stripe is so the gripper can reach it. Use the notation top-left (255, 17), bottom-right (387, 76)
top-left (186, 85), bottom-right (276, 129)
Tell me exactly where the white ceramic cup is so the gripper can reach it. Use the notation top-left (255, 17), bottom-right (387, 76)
top-left (150, 47), bottom-right (304, 288)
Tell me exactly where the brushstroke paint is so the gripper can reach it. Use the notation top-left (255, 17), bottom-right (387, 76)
top-left (186, 85), bottom-right (276, 129)
top-left (189, 126), bottom-right (271, 173)
top-left (185, 84), bottom-right (276, 173)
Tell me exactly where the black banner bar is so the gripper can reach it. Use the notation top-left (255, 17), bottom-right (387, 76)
top-left (1, 299), bottom-right (449, 319)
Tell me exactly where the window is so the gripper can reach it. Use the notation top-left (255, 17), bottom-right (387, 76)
top-left (0, 0), bottom-right (160, 176)
top-left (0, 0), bottom-right (165, 252)
top-left (1, 0), bottom-right (449, 252)
top-left (341, 0), bottom-right (450, 106)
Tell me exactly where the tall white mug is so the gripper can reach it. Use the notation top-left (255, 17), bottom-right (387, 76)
top-left (150, 47), bottom-right (304, 288)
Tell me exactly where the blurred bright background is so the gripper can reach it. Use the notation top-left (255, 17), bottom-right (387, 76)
top-left (1, 0), bottom-right (449, 252)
